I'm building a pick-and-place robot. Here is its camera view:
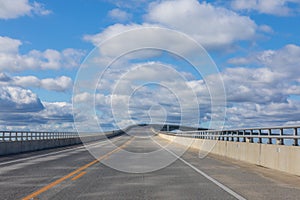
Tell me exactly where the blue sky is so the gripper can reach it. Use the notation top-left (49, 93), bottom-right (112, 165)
top-left (0, 0), bottom-right (300, 131)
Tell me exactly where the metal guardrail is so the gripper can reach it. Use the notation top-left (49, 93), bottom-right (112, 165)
top-left (0, 131), bottom-right (79, 142)
top-left (161, 125), bottom-right (300, 146)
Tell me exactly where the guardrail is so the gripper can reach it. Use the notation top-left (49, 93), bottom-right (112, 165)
top-left (0, 130), bottom-right (127, 156)
top-left (0, 131), bottom-right (79, 142)
top-left (161, 125), bottom-right (300, 146)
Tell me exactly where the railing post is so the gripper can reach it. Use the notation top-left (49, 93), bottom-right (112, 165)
top-left (258, 129), bottom-right (262, 143)
top-left (276, 128), bottom-right (284, 145)
top-left (242, 130), bottom-right (246, 142)
top-left (293, 128), bottom-right (298, 146)
top-left (246, 130), bottom-right (253, 143)
top-left (225, 131), bottom-right (229, 141)
top-left (268, 129), bottom-right (272, 144)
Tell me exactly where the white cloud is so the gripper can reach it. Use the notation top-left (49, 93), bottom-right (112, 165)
top-left (0, 0), bottom-right (51, 19)
top-left (85, 1), bottom-right (260, 52)
top-left (0, 36), bottom-right (21, 53)
top-left (228, 44), bottom-right (300, 79)
top-left (39, 101), bottom-right (73, 122)
top-left (106, 0), bottom-right (151, 9)
top-left (31, 1), bottom-right (51, 16)
top-left (73, 56), bottom-right (300, 129)
top-left (0, 72), bottom-right (11, 82)
top-left (186, 46), bottom-right (300, 128)
top-left (39, 76), bottom-right (72, 92)
top-left (0, 86), bottom-right (44, 112)
top-left (145, 0), bottom-right (257, 49)
top-left (108, 8), bottom-right (132, 21)
top-left (84, 23), bottom-right (204, 60)
top-left (0, 73), bottom-right (73, 92)
top-left (0, 36), bottom-right (85, 72)
top-left (205, 46), bottom-right (300, 128)
top-left (12, 75), bottom-right (40, 87)
top-left (258, 25), bottom-right (274, 34)
top-left (231, 0), bottom-right (300, 16)
top-left (226, 100), bottom-right (300, 128)
top-left (0, 86), bottom-right (75, 130)
top-left (73, 60), bottom-right (202, 130)
top-left (221, 67), bottom-right (289, 104)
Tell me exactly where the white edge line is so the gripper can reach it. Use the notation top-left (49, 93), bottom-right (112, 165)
top-left (153, 131), bottom-right (246, 200)
top-left (177, 156), bottom-right (246, 200)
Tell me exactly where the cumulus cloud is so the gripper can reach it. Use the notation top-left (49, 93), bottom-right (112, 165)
top-left (0, 86), bottom-right (44, 112)
top-left (225, 100), bottom-right (300, 128)
top-left (85, 0), bottom-right (259, 51)
top-left (221, 67), bottom-right (290, 104)
top-left (108, 8), bottom-right (132, 21)
top-left (0, 73), bottom-right (73, 92)
top-left (0, 36), bottom-right (85, 72)
top-left (74, 55), bottom-right (300, 129)
top-left (81, 0), bottom-right (300, 129)
top-left (0, 86), bottom-right (75, 130)
top-left (201, 44), bottom-right (300, 127)
top-left (231, 0), bottom-right (300, 16)
top-left (73, 60), bottom-right (206, 131)
top-left (39, 102), bottom-right (73, 122)
top-left (145, 0), bottom-right (257, 49)
top-left (228, 44), bottom-right (300, 79)
top-left (39, 76), bottom-right (73, 92)
top-left (191, 66), bottom-right (300, 128)
top-left (0, 0), bottom-right (51, 19)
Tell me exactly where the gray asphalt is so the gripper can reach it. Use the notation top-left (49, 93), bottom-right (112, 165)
top-left (1, 127), bottom-right (300, 200)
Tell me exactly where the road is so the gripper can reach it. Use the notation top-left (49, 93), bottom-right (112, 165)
top-left (0, 127), bottom-right (300, 199)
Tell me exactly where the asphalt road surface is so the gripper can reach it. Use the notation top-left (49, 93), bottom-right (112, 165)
top-left (1, 127), bottom-right (300, 200)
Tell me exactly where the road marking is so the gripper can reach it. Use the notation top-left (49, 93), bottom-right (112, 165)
top-left (22, 137), bottom-right (134, 200)
top-left (0, 136), bottom-right (122, 166)
top-left (71, 171), bottom-right (87, 181)
top-left (177, 156), bottom-right (246, 200)
top-left (153, 135), bottom-right (246, 200)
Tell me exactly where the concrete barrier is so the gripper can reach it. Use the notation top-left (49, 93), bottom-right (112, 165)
top-left (0, 130), bottom-right (125, 156)
top-left (159, 133), bottom-right (300, 176)
top-left (0, 138), bottom-right (82, 156)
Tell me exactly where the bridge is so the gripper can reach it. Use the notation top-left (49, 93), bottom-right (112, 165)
top-left (0, 125), bottom-right (300, 199)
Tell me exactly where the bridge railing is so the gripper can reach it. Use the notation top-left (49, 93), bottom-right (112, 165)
top-left (161, 125), bottom-right (300, 146)
top-left (0, 131), bottom-right (79, 142)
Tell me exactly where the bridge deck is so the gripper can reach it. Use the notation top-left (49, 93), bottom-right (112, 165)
top-left (0, 127), bottom-right (300, 199)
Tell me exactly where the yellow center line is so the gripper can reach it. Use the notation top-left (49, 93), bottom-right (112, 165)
top-left (22, 137), bottom-right (134, 200)
top-left (71, 171), bottom-right (87, 181)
